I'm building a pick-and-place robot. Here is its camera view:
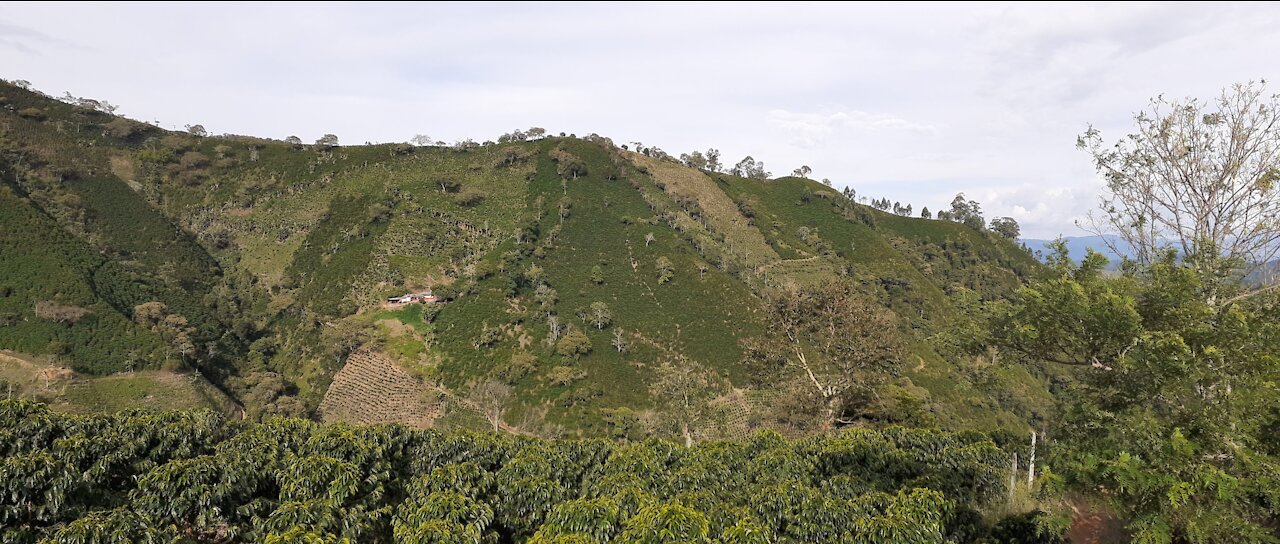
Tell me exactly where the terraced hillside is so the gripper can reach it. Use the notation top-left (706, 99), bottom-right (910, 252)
top-left (319, 347), bottom-right (444, 428)
top-left (0, 80), bottom-right (1050, 437)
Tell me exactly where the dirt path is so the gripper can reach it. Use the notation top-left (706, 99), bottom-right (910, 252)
top-left (0, 350), bottom-right (46, 369)
top-left (1065, 496), bottom-right (1128, 543)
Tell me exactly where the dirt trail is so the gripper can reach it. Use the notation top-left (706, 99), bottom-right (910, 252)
top-left (0, 350), bottom-right (45, 368)
top-left (1065, 496), bottom-right (1128, 543)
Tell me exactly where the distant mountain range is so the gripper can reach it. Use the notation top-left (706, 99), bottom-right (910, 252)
top-left (1022, 236), bottom-right (1278, 284)
top-left (1019, 235), bottom-right (1135, 267)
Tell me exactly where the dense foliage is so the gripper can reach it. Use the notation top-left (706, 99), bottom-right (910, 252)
top-left (997, 248), bottom-right (1280, 543)
top-left (0, 400), bottom-right (1033, 543)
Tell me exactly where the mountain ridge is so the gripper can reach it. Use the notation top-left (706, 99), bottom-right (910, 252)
top-left (0, 79), bottom-right (1052, 437)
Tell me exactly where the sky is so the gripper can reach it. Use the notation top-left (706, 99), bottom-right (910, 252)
top-left (1, 2), bottom-right (1276, 238)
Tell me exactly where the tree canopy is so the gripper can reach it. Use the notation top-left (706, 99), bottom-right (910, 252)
top-left (1078, 81), bottom-right (1280, 269)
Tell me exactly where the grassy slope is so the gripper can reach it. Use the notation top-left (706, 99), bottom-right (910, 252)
top-left (0, 80), bottom-right (1053, 434)
top-left (0, 351), bottom-right (238, 415)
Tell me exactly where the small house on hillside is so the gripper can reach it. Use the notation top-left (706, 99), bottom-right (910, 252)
top-left (387, 291), bottom-right (437, 305)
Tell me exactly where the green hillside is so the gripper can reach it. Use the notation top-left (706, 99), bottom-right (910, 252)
top-left (0, 80), bottom-right (1053, 437)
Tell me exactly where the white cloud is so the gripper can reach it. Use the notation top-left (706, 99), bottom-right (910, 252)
top-left (768, 108), bottom-right (938, 148)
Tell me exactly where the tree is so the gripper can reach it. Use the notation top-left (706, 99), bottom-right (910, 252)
top-left (697, 263), bottom-right (708, 280)
top-left (1078, 81), bottom-right (1280, 269)
top-left (321, 319), bottom-right (369, 365)
top-left (555, 327), bottom-right (592, 359)
top-left (754, 281), bottom-right (904, 428)
top-left (104, 118), bottom-right (140, 139)
top-left (468, 380), bottom-right (513, 432)
top-left (534, 284), bottom-right (558, 317)
top-left (791, 165), bottom-right (812, 178)
top-left (680, 151), bottom-right (708, 171)
top-left (285, 135), bottom-right (303, 148)
top-left (526, 127), bottom-right (547, 139)
top-left (733, 156), bottom-right (770, 179)
top-left (560, 159), bottom-right (587, 180)
top-left (547, 365), bottom-right (586, 386)
top-left (655, 257), bottom-right (674, 284)
top-left (611, 328), bottom-right (628, 353)
top-left (526, 263), bottom-right (546, 287)
top-left (588, 302), bottom-right (611, 330)
top-left (590, 265), bottom-right (604, 285)
top-left (948, 193), bottom-right (985, 230)
top-left (545, 315), bottom-right (562, 347)
top-left (989, 217), bottom-right (1020, 239)
top-left (185, 124), bottom-right (207, 137)
top-left (921, 207), bottom-right (931, 219)
top-left (410, 134), bottom-right (434, 146)
top-left (231, 371), bottom-right (307, 420)
top-left (497, 129), bottom-right (527, 144)
top-left (132, 301), bottom-right (168, 327)
top-left (649, 358), bottom-right (723, 447)
top-left (998, 248), bottom-right (1140, 368)
top-left (498, 351), bottom-right (539, 384)
top-left (644, 232), bottom-right (655, 247)
top-left (998, 248), bottom-right (1280, 542)
top-left (704, 148), bottom-right (722, 173)
top-left (315, 134), bottom-right (339, 148)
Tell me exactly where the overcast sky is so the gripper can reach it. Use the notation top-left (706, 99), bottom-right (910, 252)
top-left (2, 2), bottom-right (1276, 238)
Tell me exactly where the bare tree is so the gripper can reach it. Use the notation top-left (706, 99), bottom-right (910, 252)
top-left (468, 380), bottom-right (513, 432)
top-left (650, 357), bottom-right (723, 447)
top-left (545, 315), bottom-right (562, 347)
top-left (34, 301), bottom-right (91, 325)
top-left (410, 134), bottom-right (434, 146)
top-left (644, 232), bottom-right (656, 247)
top-left (611, 328), bottom-right (629, 353)
top-left (588, 301), bottom-right (612, 329)
top-left (1078, 81), bottom-right (1280, 271)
